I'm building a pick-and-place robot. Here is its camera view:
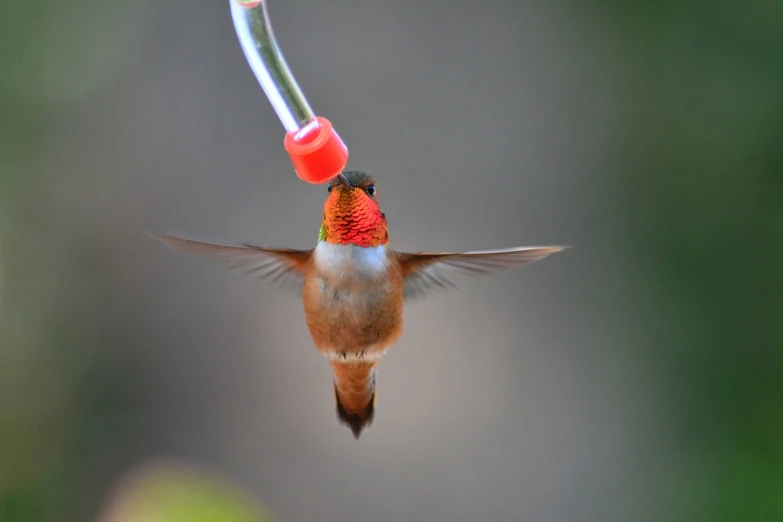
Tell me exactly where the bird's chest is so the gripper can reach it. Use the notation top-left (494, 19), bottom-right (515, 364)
top-left (302, 242), bottom-right (403, 351)
top-left (305, 242), bottom-right (394, 311)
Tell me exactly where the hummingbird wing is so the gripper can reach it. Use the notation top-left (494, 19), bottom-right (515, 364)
top-left (157, 234), bottom-right (312, 290)
top-left (397, 246), bottom-right (566, 300)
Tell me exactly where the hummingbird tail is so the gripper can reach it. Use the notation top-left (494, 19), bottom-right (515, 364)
top-left (330, 359), bottom-right (377, 439)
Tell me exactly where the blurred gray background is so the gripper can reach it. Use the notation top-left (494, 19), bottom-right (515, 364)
top-left (2, 1), bottom-right (781, 521)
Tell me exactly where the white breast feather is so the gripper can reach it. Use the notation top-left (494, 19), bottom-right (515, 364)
top-left (314, 242), bottom-right (388, 276)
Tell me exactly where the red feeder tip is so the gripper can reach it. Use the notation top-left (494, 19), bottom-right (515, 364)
top-left (284, 116), bottom-right (349, 184)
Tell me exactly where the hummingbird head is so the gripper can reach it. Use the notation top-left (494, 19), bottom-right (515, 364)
top-left (319, 171), bottom-right (388, 247)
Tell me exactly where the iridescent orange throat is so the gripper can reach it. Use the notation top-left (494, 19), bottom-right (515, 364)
top-left (319, 187), bottom-right (388, 247)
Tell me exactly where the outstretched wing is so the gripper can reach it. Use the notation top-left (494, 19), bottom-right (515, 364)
top-left (397, 246), bottom-right (566, 300)
top-left (158, 234), bottom-right (312, 290)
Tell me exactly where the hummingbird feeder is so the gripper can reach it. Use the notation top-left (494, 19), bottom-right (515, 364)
top-left (229, 0), bottom-right (349, 184)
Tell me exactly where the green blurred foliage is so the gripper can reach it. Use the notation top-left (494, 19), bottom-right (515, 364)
top-left (99, 461), bottom-right (272, 522)
top-left (611, 2), bottom-right (783, 521)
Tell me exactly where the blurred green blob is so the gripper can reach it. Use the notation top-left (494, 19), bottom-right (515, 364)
top-left (99, 460), bottom-right (273, 522)
top-left (0, 0), bottom-right (156, 103)
top-left (658, 450), bottom-right (783, 522)
top-left (613, 1), bottom-right (783, 521)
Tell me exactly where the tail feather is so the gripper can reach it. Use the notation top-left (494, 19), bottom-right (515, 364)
top-left (331, 359), bottom-right (377, 439)
top-left (335, 387), bottom-right (375, 439)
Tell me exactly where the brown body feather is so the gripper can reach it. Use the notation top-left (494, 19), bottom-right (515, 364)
top-left (302, 246), bottom-right (404, 358)
top-left (302, 243), bottom-right (403, 438)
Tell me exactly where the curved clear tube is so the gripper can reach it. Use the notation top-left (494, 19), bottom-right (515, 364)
top-left (229, 0), bottom-right (319, 139)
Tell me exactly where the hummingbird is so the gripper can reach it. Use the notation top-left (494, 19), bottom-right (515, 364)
top-left (160, 171), bottom-right (564, 439)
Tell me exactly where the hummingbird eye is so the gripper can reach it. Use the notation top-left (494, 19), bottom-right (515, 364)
top-left (365, 185), bottom-right (376, 197)
top-left (327, 182), bottom-right (333, 193)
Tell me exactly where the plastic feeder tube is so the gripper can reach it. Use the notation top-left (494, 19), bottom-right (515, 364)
top-left (229, 0), bottom-right (348, 184)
